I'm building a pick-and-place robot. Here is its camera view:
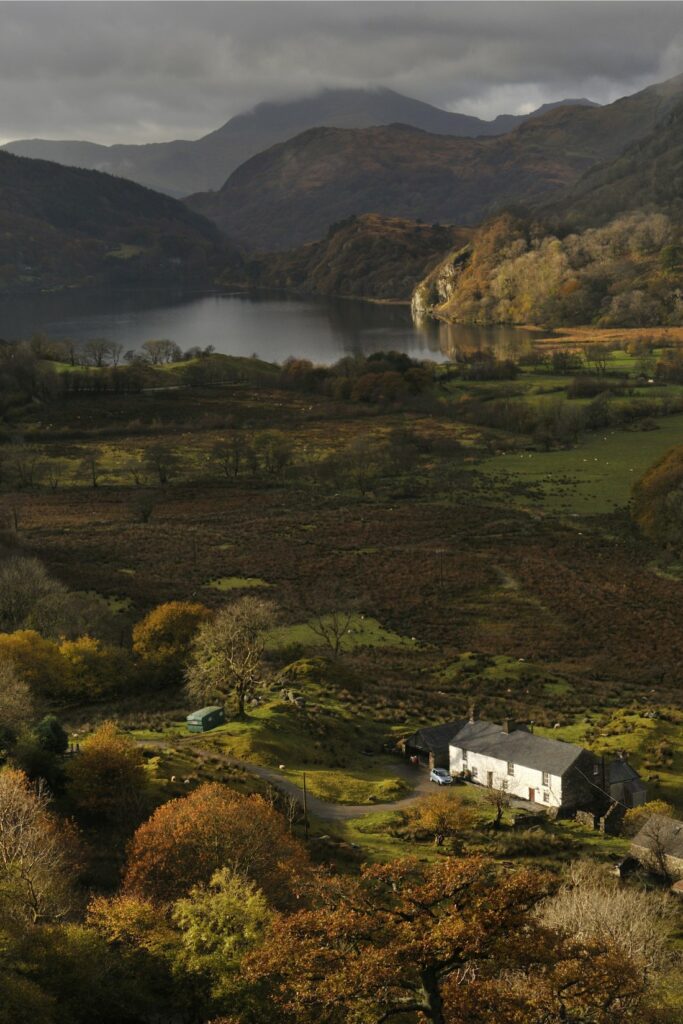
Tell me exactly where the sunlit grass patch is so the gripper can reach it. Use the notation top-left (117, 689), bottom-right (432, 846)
top-left (267, 613), bottom-right (418, 651)
top-left (206, 576), bottom-right (271, 591)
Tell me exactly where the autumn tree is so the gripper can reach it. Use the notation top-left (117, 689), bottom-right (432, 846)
top-left (622, 800), bottom-right (675, 837)
top-left (0, 631), bottom-right (68, 699)
top-left (0, 768), bottom-right (76, 924)
top-left (405, 790), bottom-right (477, 846)
top-left (0, 658), bottom-right (32, 740)
top-left (632, 445), bottom-right (683, 550)
top-left (173, 867), bottom-right (272, 1001)
top-left (132, 600), bottom-right (210, 685)
top-left (185, 597), bottom-right (276, 718)
top-left (59, 637), bottom-right (132, 699)
top-left (66, 722), bottom-right (148, 822)
top-left (246, 855), bottom-right (551, 1024)
top-left (123, 783), bottom-right (307, 907)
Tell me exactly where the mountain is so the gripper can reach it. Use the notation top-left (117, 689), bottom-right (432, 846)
top-left (231, 213), bottom-right (473, 300)
top-left (185, 73), bottom-right (683, 252)
top-left (545, 101), bottom-right (683, 228)
top-left (0, 150), bottom-right (233, 295)
top-left (1, 88), bottom-right (598, 198)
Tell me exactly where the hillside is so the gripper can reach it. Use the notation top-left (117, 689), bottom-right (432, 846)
top-left (185, 73), bottom-right (683, 251)
top-left (0, 150), bottom-right (234, 294)
top-left (1, 88), bottom-right (597, 197)
top-left (546, 101), bottom-right (683, 228)
top-left (232, 214), bottom-right (473, 300)
top-left (411, 99), bottom-right (683, 328)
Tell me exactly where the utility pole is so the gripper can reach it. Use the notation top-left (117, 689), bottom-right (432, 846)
top-left (302, 770), bottom-right (309, 841)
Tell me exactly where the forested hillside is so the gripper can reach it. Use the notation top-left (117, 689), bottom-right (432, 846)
top-left (235, 214), bottom-right (473, 300)
top-left (412, 98), bottom-right (683, 328)
top-left (0, 151), bottom-right (233, 293)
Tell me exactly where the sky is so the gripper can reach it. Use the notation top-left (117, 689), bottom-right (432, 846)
top-left (1, 1), bottom-right (683, 145)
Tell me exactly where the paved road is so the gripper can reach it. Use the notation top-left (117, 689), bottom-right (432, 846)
top-left (225, 757), bottom-right (435, 820)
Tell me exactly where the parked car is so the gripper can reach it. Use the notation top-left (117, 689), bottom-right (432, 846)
top-left (429, 768), bottom-right (453, 786)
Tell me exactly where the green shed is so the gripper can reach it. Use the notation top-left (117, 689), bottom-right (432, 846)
top-left (186, 706), bottom-right (226, 733)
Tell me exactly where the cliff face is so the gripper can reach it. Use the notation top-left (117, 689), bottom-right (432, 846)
top-left (411, 244), bottom-right (473, 321)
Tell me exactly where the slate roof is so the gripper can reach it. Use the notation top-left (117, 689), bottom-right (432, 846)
top-left (406, 720), bottom-right (469, 751)
top-left (608, 759), bottom-right (642, 785)
top-left (632, 815), bottom-right (683, 860)
top-left (450, 722), bottom-right (586, 776)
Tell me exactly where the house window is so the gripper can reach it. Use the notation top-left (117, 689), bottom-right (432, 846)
top-left (543, 790), bottom-right (550, 803)
top-left (592, 764), bottom-right (600, 776)
top-left (507, 762), bottom-right (515, 776)
top-left (462, 750), bottom-right (468, 766)
top-left (502, 779), bottom-right (509, 791)
top-left (471, 766), bottom-right (478, 779)
top-left (542, 771), bottom-right (550, 787)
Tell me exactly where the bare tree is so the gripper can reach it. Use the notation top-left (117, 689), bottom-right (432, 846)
top-left (0, 556), bottom-right (65, 631)
top-left (483, 777), bottom-right (511, 830)
top-left (108, 341), bottom-right (124, 367)
top-left (46, 458), bottom-right (67, 492)
top-left (144, 443), bottom-right (179, 485)
top-left (211, 435), bottom-right (250, 480)
top-left (83, 338), bottom-right (112, 368)
top-left (186, 597), bottom-right (276, 718)
top-left (539, 860), bottom-right (671, 976)
top-left (639, 816), bottom-right (675, 883)
top-left (3, 445), bottom-right (45, 489)
top-left (79, 452), bottom-right (101, 489)
top-left (142, 339), bottom-right (182, 365)
top-left (0, 768), bottom-right (76, 924)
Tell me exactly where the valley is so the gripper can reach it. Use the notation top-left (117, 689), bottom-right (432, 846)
top-left (3, 25), bottom-right (683, 1024)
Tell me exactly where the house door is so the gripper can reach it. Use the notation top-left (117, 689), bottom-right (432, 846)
top-left (528, 788), bottom-right (536, 802)
top-left (487, 771), bottom-right (494, 788)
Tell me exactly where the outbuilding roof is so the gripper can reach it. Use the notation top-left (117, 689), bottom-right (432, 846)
top-left (186, 705), bottom-right (223, 721)
top-left (450, 721), bottom-right (586, 776)
top-left (632, 815), bottom-right (683, 860)
top-left (608, 758), bottom-right (642, 785)
top-left (406, 720), bottom-right (469, 751)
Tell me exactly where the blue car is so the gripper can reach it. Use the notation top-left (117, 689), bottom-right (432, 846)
top-left (429, 768), bottom-right (453, 785)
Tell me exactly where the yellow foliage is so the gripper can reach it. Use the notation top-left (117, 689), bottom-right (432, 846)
top-left (0, 630), bottom-right (67, 698)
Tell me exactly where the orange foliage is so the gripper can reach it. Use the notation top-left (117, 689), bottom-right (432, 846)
top-left (123, 783), bottom-right (308, 907)
top-left (632, 445), bottom-right (683, 548)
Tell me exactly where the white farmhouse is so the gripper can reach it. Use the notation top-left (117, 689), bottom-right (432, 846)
top-left (449, 717), bottom-right (600, 812)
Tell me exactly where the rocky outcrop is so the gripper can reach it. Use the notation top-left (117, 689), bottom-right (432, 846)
top-left (411, 243), bottom-right (472, 322)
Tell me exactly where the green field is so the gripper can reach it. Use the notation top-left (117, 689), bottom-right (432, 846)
top-left (481, 414), bottom-right (683, 513)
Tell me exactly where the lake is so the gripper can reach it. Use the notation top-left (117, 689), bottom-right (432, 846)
top-left (0, 288), bottom-right (539, 365)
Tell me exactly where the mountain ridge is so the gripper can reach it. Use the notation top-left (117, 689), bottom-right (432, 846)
top-left (1, 87), bottom-right (598, 197)
top-left (184, 73), bottom-right (683, 252)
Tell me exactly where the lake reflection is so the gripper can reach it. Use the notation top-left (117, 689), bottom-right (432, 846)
top-left (0, 288), bottom-right (537, 365)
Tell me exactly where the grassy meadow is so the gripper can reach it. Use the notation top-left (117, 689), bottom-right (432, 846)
top-left (5, 334), bottom-right (683, 835)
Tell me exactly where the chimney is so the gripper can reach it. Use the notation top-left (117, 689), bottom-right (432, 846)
top-left (468, 703), bottom-right (476, 724)
top-left (503, 717), bottom-right (515, 734)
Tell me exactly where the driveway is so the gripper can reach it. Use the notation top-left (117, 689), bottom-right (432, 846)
top-left (225, 757), bottom-right (439, 820)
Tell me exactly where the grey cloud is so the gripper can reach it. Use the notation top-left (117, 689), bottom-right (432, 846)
top-left (0, 1), bottom-right (682, 144)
